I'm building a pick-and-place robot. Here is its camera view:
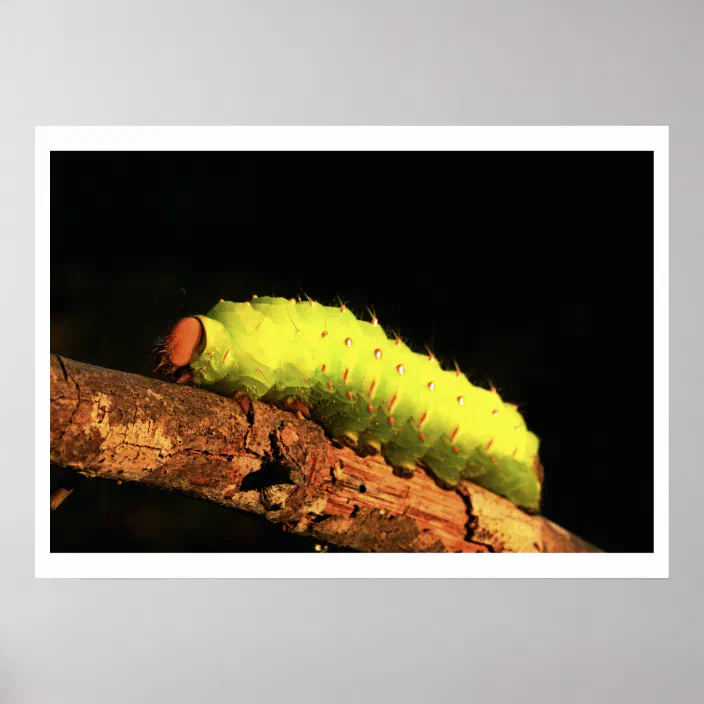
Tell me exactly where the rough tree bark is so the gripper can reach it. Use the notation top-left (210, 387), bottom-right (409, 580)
top-left (50, 355), bottom-right (601, 553)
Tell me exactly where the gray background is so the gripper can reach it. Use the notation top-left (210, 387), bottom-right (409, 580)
top-left (1, 1), bottom-right (701, 702)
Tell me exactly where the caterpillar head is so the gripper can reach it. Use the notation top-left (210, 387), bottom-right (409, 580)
top-left (153, 316), bottom-right (203, 383)
top-left (159, 313), bottom-right (242, 388)
top-left (165, 317), bottom-right (204, 369)
top-left (159, 315), bottom-right (223, 374)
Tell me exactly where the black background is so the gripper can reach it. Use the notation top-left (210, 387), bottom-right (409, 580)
top-left (50, 150), bottom-right (654, 553)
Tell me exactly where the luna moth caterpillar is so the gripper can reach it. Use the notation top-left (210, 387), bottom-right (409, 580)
top-left (161, 296), bottom-right (543, 510)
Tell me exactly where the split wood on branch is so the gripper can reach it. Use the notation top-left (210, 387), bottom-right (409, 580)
top-left (49, 355), bottom-right (601, 553)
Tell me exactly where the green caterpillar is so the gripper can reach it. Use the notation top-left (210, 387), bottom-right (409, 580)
top-left (163, 296), bottom-right (543, 510)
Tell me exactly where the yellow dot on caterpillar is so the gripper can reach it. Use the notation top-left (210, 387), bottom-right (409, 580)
top-left (345, 337), bottom-right (353, 347)
top-left (371, 317), bottom-right (379, 326)
top-left (419, 433), bottom-right (426, 441)
top-left (289, 298), bottom-right (296, 303)
top-left (219, 298), bottom-right (224, 303)
top-left (388, 417), bottom-right (395, 425)
top-left (374, 348), bottom-right (382, 359)
top-left (367, 404), bottom-right (374, 413)
top-left (245, 301), bottom-right (252, 306)
top-left (327, 381), bottom-right (334, 389)
top-left (453, 447), bottom-right (460, 453)
top-left (457, 395), bottom-right (465, 405)
top-left (321, 330), bottom-right (328, 338)
top-left (252, 294), bottom-right (258, 299)
top-left (428, 381), bottom-right (435, 391)
top-left (309, 300), bottom-right (316, 306)
top-left (396, 364), bottom-right (405, 375)
top-left (347, 391), bottom-right (354, 399)
top-left (492, 409), bottom-right (499, 416)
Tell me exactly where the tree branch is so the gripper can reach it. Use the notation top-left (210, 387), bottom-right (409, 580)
top-left (49, 355), bottom-right (601, 553)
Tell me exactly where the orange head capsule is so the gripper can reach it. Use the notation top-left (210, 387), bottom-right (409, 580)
top-left (166, 317), bottom-right (203, 368)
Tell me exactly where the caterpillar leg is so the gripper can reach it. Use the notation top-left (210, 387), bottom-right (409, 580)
top-left (277, 396), bottom-right (311, 421)
top-left (356, 431), bottom-right (381, 457)
top-left (233, 392), bottom-right (252, 416)
top-left (391, 462), bottom-right (416, 479)
top-left (175, 368), bottom-right (194, 384)
top-left (329, 430), bottom-right (360, 451)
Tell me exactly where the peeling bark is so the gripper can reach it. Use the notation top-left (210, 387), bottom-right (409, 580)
top-left (50, 355), bottom-right (601, 553)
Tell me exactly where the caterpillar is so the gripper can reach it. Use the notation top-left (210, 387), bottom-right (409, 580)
top-left (160, 296), bottom-right (543, 510)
